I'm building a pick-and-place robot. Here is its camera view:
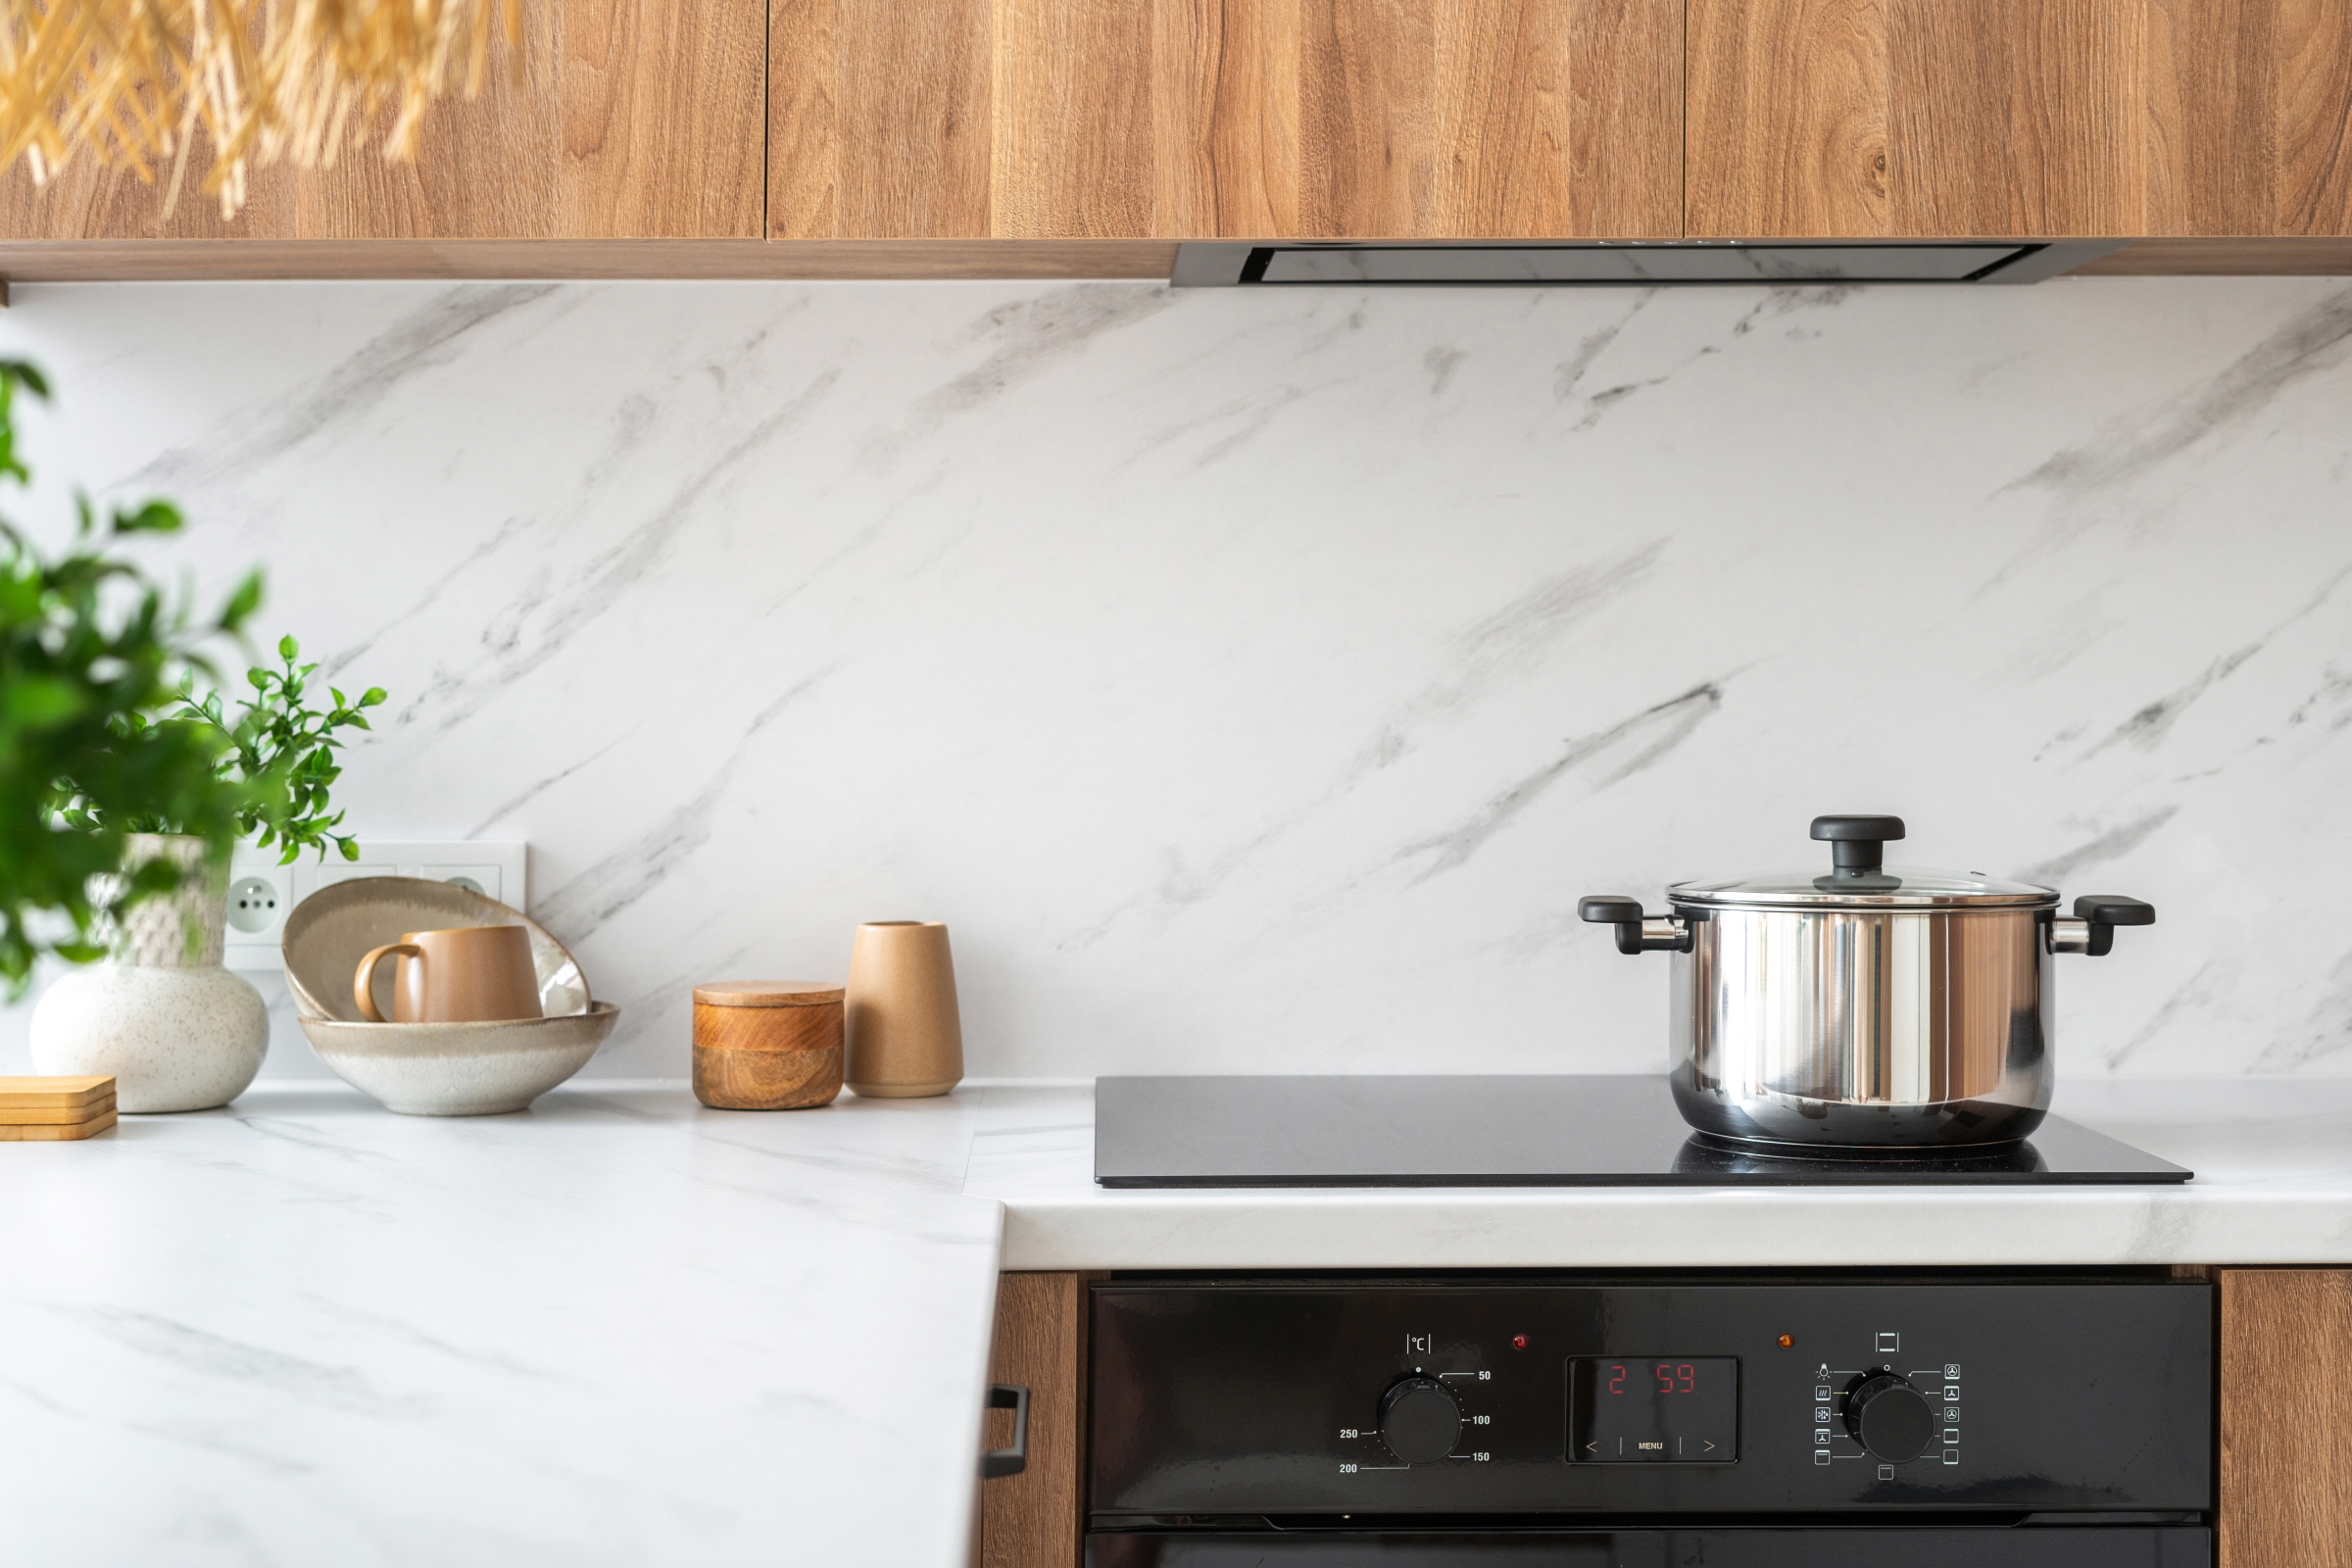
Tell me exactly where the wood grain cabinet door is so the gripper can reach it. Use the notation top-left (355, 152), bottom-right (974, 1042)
top-left (771, 0), bottom-right (1684, 240)
top-left (2219, 1269), bottom-right (2352, 1567)
top-left (1687, 0), bottom-right (2352, 238)
top-left (978, 1272), bottom-right (1088, 1568)
top-left (0, 0), bottom-right (765, 241)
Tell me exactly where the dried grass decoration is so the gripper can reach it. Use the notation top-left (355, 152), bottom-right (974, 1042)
top-left (0, 0), bottom-right (522, 218)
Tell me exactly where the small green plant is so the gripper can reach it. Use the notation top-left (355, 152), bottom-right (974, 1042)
top-left (0, 360), bottom-right (264, 995)
top-left (156, 636), bottom-right (387, 863)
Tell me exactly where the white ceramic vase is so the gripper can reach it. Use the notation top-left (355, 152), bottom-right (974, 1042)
top-left (30, 834), bottom-right (270, 1113)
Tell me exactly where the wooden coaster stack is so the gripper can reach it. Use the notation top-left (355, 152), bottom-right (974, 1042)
top-left (0, 1076), bottom-right (118, 1141)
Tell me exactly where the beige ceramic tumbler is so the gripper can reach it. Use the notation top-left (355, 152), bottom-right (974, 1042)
top-left (844, 921), bottom-right (963, 1098)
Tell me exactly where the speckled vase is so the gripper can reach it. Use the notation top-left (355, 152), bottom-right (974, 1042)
top-left (29, 834), bottom-right (270, 1113)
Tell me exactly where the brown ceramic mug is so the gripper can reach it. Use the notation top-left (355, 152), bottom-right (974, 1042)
top-left (354, 925), bottom-right (543, 1023)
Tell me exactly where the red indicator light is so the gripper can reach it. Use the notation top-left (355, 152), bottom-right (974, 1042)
top-left (1512, 1334), bottom-right (1529, 1349)
top-left (1777, 1334), bottom-right (1794, 1348)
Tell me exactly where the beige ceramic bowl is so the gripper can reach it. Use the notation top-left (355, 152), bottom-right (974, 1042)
top-left (282, 876), bottom-right (588, 1022)
top-left (297, 1004), bottom-right (619, 1116)
top-left (283, 877), bottom-right (611, 1115)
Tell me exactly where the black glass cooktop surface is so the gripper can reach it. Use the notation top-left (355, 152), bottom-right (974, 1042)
top-left (1093, 1075), bottom-right (2191, 1187)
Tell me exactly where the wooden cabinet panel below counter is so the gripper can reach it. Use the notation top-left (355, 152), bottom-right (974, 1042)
top-left (2219, 1268), bottom-right (2352, 1567)
top-left (979, 1272), bottom-right (1090, 1568)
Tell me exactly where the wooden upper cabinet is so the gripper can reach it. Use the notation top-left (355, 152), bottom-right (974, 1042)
top-left (1687, 0), bottom-right (2352, 237)
top-left (770, 0), bottom-right (1685, 241)
top-left (6, 0), bottom-right (2345, 262)
top-left (2142, 0), bottom-right (2352, 235)
top-left (0, 0), bottom-right (765, 241)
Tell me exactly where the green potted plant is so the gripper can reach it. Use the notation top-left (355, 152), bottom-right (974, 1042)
top-left (0, 360), bottom-right (388, 1111)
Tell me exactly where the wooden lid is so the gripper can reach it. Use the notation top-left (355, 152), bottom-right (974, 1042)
top-left (0, 1075), bottom-right (114, 1111)
top-left (693, 981), bottom-right (845, 1008)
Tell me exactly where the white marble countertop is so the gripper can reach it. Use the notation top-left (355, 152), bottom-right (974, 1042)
top-left (8, 1076), bottom-right (2350, 1566)
top-left (963, 1077), bottom-right (2352, 1270)
top-left (0, 1084), bottom-right (1004, 1568)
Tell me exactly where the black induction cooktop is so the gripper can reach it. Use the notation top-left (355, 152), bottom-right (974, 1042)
top-left (1093, 1075), bottom-right (2191, 1187)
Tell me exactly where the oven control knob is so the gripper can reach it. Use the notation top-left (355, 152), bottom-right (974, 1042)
top-left (1378, 1376), bottom-right (1462, 1464)
top-left (1845, 1370), bottom-right (1935, 1464)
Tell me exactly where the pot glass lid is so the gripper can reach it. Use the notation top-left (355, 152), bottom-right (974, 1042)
top-left (1665, 814), bottom-right (2058, 907)
top-left (1669, 865), bottom-right (2056, 907)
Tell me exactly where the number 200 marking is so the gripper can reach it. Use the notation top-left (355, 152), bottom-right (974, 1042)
top-left (1339, 1463), bottom-right (1358, 1474)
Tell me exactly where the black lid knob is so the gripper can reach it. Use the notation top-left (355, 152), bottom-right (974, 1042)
top-left (1810, 815), bottom-right (1906, 877)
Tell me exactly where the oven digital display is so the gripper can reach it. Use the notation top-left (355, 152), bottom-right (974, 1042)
top-left (1567, 1357), bottom-right (1739, 1463)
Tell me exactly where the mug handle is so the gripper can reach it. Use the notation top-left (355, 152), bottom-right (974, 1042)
top-left (354, 943), bottom-right (422, 1022)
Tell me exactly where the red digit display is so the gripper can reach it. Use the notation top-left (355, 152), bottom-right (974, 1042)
top-left (1571, 1357), bottom-right (1739, 1463)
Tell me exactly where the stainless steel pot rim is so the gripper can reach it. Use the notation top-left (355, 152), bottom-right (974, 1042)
top-left (1669, 863), bottom-right (2057, 908)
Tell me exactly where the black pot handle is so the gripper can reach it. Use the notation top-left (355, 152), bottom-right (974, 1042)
top-left (1579, 896), bottom-right (1691, 955)
top-left (2069, 895), bottom-right (2155, 956)
top-left (980, 1384), bottom-right (1030, 1480)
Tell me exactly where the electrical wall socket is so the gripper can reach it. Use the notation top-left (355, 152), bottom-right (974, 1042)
top-left (223, 842), bottom-right (527, 973)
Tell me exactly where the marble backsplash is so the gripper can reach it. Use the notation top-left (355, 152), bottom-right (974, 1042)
top-left (0, 274), bottom-right (2346, 1083)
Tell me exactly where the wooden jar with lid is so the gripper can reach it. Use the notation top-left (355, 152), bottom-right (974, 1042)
top-left (691, 982), bottom-right (844, 1110)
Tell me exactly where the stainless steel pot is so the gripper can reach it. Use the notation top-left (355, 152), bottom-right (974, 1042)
top-left (1580, 815), bottom-right (2154, 1150)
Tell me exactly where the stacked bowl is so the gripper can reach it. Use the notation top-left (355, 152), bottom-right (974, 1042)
top-left (285, 878), bottom-right (618, 1115)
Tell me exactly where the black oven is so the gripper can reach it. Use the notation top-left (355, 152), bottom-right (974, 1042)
top-left (1087, 1271), bottom-right (2211, 1565)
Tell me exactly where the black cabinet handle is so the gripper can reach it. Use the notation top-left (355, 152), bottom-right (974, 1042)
top-left (980, 1384), bottom-right (1030, 1480)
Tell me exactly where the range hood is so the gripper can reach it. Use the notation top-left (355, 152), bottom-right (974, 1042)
top-left (1172, 239), bottom-right (2126, 286)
